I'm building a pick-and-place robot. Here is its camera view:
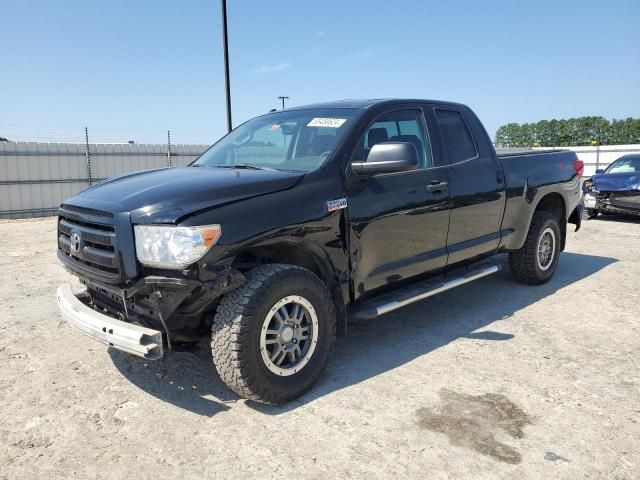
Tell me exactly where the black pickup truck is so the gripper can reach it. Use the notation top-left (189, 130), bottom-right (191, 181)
top-left (56, 99), bottom-right (583, 404)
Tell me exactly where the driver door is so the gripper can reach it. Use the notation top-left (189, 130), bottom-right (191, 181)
top-left (346, 108), bottom-right (451, 299)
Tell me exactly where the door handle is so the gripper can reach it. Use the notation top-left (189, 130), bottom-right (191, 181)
top-left (426, 181), bottom-right (448, 193)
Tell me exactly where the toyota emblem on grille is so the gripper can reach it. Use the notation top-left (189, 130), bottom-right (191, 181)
top-left (70, 232), bottom-right (81, 254)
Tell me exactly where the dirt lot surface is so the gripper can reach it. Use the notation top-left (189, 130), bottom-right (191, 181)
top-left (0, 215), bottom-right (638, 479)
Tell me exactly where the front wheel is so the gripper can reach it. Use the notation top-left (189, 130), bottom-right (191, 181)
top-left (210, 264), bottom-right (336, 404)
top-left (509, 211), bottom-right (561, 285)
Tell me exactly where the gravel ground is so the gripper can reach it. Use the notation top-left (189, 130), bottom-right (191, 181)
top-left (0, 215), bottom-right (638, 479)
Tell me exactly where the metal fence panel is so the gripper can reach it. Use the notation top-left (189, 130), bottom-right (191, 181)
top-left (0, 141), bottom-right (208, 218)
top-left (3, 141), bottom-right (639, 219)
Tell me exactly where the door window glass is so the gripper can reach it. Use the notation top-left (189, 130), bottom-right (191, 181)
top-left (354, 110), bottom-right (432, 168)
top-left (435, 109), bottom-right (478, 164)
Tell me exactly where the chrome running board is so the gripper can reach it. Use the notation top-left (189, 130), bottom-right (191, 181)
top-left (350, 263), bottom-right (500, 321)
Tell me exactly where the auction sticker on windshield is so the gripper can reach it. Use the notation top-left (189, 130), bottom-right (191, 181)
top-left (307, 118), bottom-right (347, 128)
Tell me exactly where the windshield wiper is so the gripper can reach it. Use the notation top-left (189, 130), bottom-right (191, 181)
top-left (215, 164), bottom-right (276, 171)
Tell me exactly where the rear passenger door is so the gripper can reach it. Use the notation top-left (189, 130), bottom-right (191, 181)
top-left (346, 108), bottom-right (450, 298)
top-left (430, 107), bottom-right (506, 265)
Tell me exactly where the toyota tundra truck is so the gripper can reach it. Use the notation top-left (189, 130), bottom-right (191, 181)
top-left (56, 99), bottom-right (584, 404)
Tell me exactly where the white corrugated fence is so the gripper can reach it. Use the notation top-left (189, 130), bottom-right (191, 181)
top-left (1, 141), bottom-right (639, 219)
top-left (0, 142), bottom-right (208, 218)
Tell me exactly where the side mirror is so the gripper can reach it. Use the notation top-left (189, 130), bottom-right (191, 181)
top-left (595, 169), bottom-right (605, 174)
top-left (351, 142), bottom-right (419, 175)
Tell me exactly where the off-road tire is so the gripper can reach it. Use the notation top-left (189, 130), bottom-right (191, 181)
top-left (508, 211), bottom-right (561, 285)
top-left (210, 264), bottom-right (336, 404)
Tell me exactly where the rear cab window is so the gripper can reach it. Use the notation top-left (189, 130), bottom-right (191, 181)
top-left (435, 109), bottom-right (478, 165)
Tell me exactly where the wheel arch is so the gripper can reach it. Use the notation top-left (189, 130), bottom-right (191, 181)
top-left (533, 192), bottom-right (567, 250)
top-left (230, 239), bottom-right (348, 337)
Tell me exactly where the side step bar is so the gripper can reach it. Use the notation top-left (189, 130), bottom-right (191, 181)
top-left (350, 263), bottom-right (500, 321)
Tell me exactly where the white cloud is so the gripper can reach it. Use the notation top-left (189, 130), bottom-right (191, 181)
top-left (316, 31), bottom-right (325, 37)
top-left (345, 50), bottom-right (375, 62)
top-left (251, 62), bottom-right (292, 74)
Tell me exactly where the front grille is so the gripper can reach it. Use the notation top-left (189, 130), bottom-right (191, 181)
top-left (58, 215), bottom-right (120, 278)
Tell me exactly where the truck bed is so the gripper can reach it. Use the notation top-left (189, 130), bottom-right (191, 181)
top-left (496, 148), bottom-right (568, 158)
top-left (495, 149), bottom-right (581, 251)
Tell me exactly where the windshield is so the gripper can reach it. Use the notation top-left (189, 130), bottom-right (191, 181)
top-left (605, 156), bottom-right (640, 174)
top-left (193, 108), bottom-right (360, 173)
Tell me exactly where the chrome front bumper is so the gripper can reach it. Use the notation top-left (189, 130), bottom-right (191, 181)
top-left (56, 283), bottom-right (163, 360)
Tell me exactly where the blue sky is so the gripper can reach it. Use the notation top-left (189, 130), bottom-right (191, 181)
top-left (1, 0), bottom-right (639, 144)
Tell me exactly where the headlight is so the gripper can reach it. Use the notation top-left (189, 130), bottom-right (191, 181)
top-left (134, 224), bottom-right (221, 269)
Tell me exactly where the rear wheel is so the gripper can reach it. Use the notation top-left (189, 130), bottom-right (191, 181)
top-left (210, 264), bottom-right (336, 404)
top-left (509, 211), bottom-right (561, 285)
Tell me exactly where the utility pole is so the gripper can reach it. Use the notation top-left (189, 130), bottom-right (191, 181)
top-left (221, 0), bottom-right (232, 132)
top-left (595, 130), bottom-right (600, 172)
top-left (277, 96), bottom-right (289, 110)
top-left (84, 126), bottom-right (92, 186)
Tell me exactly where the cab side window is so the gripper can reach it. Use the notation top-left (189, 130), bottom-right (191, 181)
top-left (354, 110), bottom-right (432, 168)
top-left (435, 109), bottom-right (478, 164)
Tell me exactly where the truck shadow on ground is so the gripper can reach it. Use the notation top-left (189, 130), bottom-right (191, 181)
top-left (110, 251), bottom-right (616, 417)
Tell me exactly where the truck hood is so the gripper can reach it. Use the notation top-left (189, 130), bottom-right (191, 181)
top-left (591, 172), bottom-right (640, 192)
top-left (67, 166), bottom-right (304, 223)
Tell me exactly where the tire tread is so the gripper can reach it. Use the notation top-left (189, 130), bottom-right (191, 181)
top-left (508, 211), bottom-right (559, 285)
top-left (210, 264), bottom-right (336, 404)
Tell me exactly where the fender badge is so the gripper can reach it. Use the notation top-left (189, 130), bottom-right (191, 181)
top-left (327, 198), bottom-right (347, 212)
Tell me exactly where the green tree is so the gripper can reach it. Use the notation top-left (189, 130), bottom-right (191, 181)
top-left (534, 120), bottom-right (552, 146)
top-left (495, 123), bottom-right (520, 147)
top-left (494, 116), bottom-right (640, 147)
top-left (546, 119), bottom-right (560, 146)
